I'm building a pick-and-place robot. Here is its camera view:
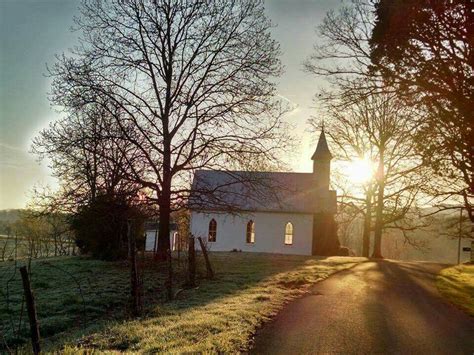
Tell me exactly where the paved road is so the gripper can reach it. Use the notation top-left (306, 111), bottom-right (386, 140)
top-left (252, 261), bottom-right (474, 354)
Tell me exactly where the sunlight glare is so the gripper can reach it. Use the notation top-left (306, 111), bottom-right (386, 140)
top-left (346, 157), bottom-right (375, 184)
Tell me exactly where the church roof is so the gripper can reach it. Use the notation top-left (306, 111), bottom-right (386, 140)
top-left (189, 170), bottom-right (336, 214)
top-left (311, 129), bottom-right (333, 160)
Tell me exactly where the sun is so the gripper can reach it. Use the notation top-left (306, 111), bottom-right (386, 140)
top-left (346, 157), bottom-right (376, 184)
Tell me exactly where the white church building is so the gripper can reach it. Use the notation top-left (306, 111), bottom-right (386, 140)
top-left (189, 130), bottom-right (340, 256)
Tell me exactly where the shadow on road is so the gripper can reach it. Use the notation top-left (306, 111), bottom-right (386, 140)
top-left (361, 261), bottom-right (473, 354)
top-left (252, 260), bottom-right (474, 354)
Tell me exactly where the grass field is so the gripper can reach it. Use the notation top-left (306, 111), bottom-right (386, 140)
top-left (437, 263), bottom-right (474, 316)
top-left (1, 253), bottom-right (365, 353)
top-left (0, 255), bottom-right (172, 352)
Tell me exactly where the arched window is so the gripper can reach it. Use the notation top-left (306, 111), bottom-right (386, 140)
top-left (284, 222), bottom-right (293, 245)
top-left (208, 219), bottom-right (217, 242)
top-left (246, 220), bottom-right (255, 243)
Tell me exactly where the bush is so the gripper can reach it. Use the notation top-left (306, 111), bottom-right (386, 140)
top-left (72, 194), bottom-right (145, 260)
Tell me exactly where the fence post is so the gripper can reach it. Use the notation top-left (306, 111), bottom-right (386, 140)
top-left (197, 237), bottom-right (214, 279)
top-left (166, 248), bottom-right (173, 300)
top-left (128, 220), bottom-right (141, 316)
top-left (19, 266), bottom-right (40, 355)
top-left (187, 236), bottom-right (196, 287)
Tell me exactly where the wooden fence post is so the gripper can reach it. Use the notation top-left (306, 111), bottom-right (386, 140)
top-left (187, 236), bottom-right (196, 287)
top-left (197, 237), bottom-right (214, 279)
top-left (166, 248), bottom-right (173, 300)
top-left (128, 220), bottom-right (141, 316)
top-left (19, 266), bottom-right (40, 355)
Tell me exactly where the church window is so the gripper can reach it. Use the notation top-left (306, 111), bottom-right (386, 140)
top-left (284, 222), bottom-right (293, 245)
top-left (246, 220), bottom-right (255, 243)
top-left (208, 219), bottom-right (217, 242)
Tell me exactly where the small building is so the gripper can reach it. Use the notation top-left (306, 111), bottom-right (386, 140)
top-left (144, 221), bottom-right (179, 252)
top-left (188, 130), bottom-right (340, 256)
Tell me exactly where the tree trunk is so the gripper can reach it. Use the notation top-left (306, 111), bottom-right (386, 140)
top-left (372, 154), bottom-right (385, 259)
top-left (156, 165), bottom-right (171, 261)
top-left (157, 197), bottom-right (171, 260)
top-left (156, 134), bottom-right (172, 261)
top-left (362, 191), bottom-right (372, 257)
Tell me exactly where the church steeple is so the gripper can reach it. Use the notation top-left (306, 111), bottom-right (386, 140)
top-left (312, 126), bottom-right (332, 191)
top-left (311, 126), bottom-right (333, 161)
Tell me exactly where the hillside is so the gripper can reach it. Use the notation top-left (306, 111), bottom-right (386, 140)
top-left (0, 209), bottom-right (23, 223)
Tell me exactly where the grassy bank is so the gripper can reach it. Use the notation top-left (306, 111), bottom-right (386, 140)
top-left (436, 263), bottom-right (474, 316)
top-left (1, 253), bottom-right (365, 353)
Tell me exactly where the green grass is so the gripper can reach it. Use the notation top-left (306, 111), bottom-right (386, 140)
top-left (1, 253), bottom-right (365, 353)
top-left (0, 256), bottom-right (169, 351)
top-left (437, 263), bottom-right (474, 316)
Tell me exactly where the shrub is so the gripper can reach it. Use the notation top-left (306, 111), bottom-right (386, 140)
top-left (72, 194), bottom-right (145, 260)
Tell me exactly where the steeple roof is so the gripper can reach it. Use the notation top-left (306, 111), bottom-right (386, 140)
top-left (311, 129), bottom-right (333, 160)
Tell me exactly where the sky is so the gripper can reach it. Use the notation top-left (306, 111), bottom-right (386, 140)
top-left (0, 0), bottom-right (343, 210)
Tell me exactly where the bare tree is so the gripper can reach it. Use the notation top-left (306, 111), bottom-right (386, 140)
top-left (332, 171), bottom-right (377, 257)
top-left (311, 91), bottom-right (430, 258)
top-left (33, 105), bottom-right (141, 213)
top-left (305, 0), bottom-right (473, 222)
top-left (370, 0), bottom-right (473, 221)
top-left (33, 103), bottom-right (147, 259)
top-left (48, 0), bottom-right (289, 259)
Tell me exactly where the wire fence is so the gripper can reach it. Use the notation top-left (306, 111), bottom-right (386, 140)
top-left (0, 235), bottom-right (76, 262)
top-left (0, 247), bottom-right (195, 353)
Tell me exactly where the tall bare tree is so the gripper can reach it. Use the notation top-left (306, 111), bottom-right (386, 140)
top-left (48, 0), bottom-right (288, 259)
top-left (370, 0), bottom-right (473, 221)
top-left (305, 0), bottom-right (462, 258)
top-left (305, 0), bottom-right (472, 222)
top-left (311, 91), bottom-right (429, 258)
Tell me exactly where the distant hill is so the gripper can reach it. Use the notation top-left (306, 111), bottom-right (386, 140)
top-left (0, 209), bottom-right (23, 223)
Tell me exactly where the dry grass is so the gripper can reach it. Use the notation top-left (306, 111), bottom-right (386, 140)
top-left (59, 253), bottom-right (365, 353)
top-left (1, 252), bottom-right (365, 353)
top-left (436, 263), bottom-right (474, 316)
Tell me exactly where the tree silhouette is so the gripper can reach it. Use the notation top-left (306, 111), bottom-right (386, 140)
top-left (311, 90), bottom-right (429, 258)
top-left (33, 105), bottom-right (146, 259)
top-left (48, 0), bottom-right (288, 259)
top-left (371, 0), bottom-right (473, 221)
top-left (305, 0), bottom-right (472, 222)
top-left (305, 1), bottom-right (434, 257)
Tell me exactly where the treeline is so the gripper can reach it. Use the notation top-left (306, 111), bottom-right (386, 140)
top-left (338, 207), bottom-right (472, 263)
top-left (0, 210), bottom-right (75, 261)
